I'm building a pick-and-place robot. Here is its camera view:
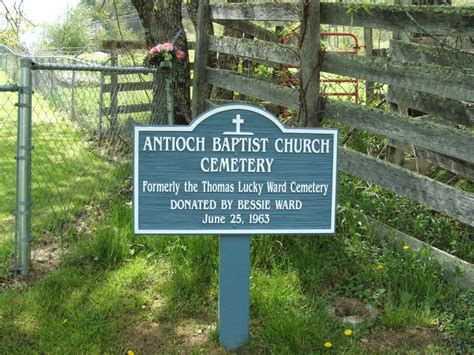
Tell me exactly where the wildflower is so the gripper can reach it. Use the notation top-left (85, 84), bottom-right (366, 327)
top-left (126, 350), bottom-right (135, 355)
top-left (403, 245), bottom-right (410, 251)
top-left (323, 341), bottom-right (333, 348)
top-left (374, 263), bottom-right (384, 271)
top-left (344, 329), bottom-right (353, 336)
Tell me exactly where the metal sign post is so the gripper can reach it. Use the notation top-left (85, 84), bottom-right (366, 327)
top-left (219, 234), bottom-right (251, 348)
top-left (134, 104), bottom-right (338, 349)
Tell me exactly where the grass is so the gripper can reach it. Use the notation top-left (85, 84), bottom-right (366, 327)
top-left (0, 69), bottom-right (124, 274)
top-left (1, 193), bottom-right (472, 353)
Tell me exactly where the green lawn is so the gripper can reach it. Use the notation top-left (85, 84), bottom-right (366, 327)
top-left (0, 70), bottom-right (123, 275)
top-left (0, 66), bottom-right (472, 353)
top-left (0, 195), bottom-right (471, 353)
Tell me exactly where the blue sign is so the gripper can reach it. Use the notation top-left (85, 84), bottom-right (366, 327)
top-left (134, 105), bottom-right (338, 235)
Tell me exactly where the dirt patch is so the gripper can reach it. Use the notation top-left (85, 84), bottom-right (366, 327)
top-left (361, 327), bottom-right (441, 353)
top-left (1, 202), bottom-right (103, 289)
top-left (123, 318), bottom-right (224, 354)
top-left (30, 235), bottom-right (62, 276)
top-left (327, 296), bottom-right (378, 326)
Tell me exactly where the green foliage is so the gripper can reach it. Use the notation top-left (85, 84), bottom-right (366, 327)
top-left (0, 28), bottom-right (20, 48)
top-left (0, 187), bottom-right (472, 352)
top-left (42, 5), bottom-right (94, 50)
top-left (79, 0), bottom-right (142, 42)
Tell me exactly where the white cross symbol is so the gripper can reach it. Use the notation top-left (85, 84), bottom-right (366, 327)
top-left (232, 114), bottom-right (244, 133)
top-left (223, 113), bottom-right (254, 136)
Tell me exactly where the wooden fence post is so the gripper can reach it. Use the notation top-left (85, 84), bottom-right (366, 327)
top-left (110, 45), bottom-right (119, 132)
top-left (299, 0), bottom-right (322, 127)
top-left (192, 0), bottom-right (210, 118)
top-left (363, 28), bottom-right (374, 103)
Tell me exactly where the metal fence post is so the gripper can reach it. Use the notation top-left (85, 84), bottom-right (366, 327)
top-left (14, 58), bottom-right (33, 276)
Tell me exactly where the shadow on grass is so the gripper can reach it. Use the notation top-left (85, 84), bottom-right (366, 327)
top-left (0, 259), bottom-right (156, 353)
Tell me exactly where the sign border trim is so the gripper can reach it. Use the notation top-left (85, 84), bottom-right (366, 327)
top-left (133, 104), bottom-right (338, 235)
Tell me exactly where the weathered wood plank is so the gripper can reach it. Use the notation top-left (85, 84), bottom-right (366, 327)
top-left (208, 35), bottom-right (297, 65)
top-left (325, 99), bottom-right (474, 165)
top-left (389, 39), bottom-right (474, 70)
top-left (386, 87), bottom-right (474, 128)
top-left (103, 81), bottom-right (154, 93)
top-left (109, 50), bottom-right (119, 127)
top-left (321, 3), bottom-right (474, 36)
top-left (214, 20), bottom-right (280, 42)
top-left (103, 72), bottom-right (149, 76)
top-left (206, 68), bottom-right (474, 164)
top-left (210, 3), bottom-right (299, 21)
top-left (299, 0), bottom-right (322, 127)
top-left (210, 3), bottom-right (474, 36)
top-left (206, 67), bottom-right (298, 109)
top-left (389, 140), bottom-right (474, 181)
top-left (364, 214), bottom-right (473, 289)
top-left (206, 68), bottom-right (474, 222)
top-left (339, 147), bottom-right (474, 226)
top-left (206, 99), bottom-right (281, 114)
top-left (208, 35), bottom-right (473, 102)
top-left (363, 28), bottom-right (375, 103)
top-left (192, 0), bottom-right (211, 118)
top-left (102, 40), bottom-right (195, 50)
top-left (106, 103), bottom-right (151, 115)
top-left (323, 52), bottom-right (473, 103)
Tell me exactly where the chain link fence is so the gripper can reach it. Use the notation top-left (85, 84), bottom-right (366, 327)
top-left (0, 45), bottom-right (174, 276)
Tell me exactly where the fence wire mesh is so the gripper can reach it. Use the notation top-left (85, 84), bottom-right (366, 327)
top-left (0, 46), bottom-right (172, 275)
top-left (0, 82), bottom-right (19, 275)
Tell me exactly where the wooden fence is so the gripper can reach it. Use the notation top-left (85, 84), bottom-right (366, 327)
top-left (191, 0), bottom-right (474, 287)
top-left (100, 41), bottom-right (196, 117)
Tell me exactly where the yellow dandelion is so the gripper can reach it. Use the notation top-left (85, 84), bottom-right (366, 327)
top-left (403, 245), bottom-right (410, 251)
top-left (323, 341), bottom-right (333, 348)
top-left (344, 329), bottom-right (353, 336)
top-left (375, 263), bottom-right (384, 271)
top-left (126, 350), bottom-right (135, 355)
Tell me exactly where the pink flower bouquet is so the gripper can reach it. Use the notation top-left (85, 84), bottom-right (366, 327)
top-left (144, 42), bottom-right (186, 68)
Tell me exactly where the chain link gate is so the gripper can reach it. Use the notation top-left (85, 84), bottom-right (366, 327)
top-left (0, 49), bottom-right (175, 276)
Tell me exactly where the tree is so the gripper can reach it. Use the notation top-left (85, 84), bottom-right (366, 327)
top-left (80, 0), bottom-right (142, 42)
top-left (0, 0), bottom-right (31, 49)
top-left (42, 5), bottom-right (94, 51)
top-left (131, 0), bottom-right (191, 125)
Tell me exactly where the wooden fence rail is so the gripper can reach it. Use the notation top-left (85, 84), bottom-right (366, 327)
top-left (210, 3), bottom-right (474, 36)
top-left (208, 35), bottom-right (474, 102)
top-left (388, 39), bottom-right (474, 70)
top-left (386, 87), bottom-right (473, 128)
top-left (206, 67), bottom-right (474, 165)
top-left (193, 1), bottom-right (474, 286)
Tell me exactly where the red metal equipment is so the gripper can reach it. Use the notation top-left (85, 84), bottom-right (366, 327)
top-left (281, 31), bottom-right (362, 105)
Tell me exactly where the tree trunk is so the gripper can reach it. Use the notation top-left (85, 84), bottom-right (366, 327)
top-left (131, 0), bottom-right (191, 125)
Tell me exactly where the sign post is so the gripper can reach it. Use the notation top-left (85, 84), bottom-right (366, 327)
top-left (134, 104), bottom-right (338, 349)
top-left (219, 234), bottom-right (251, 349)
